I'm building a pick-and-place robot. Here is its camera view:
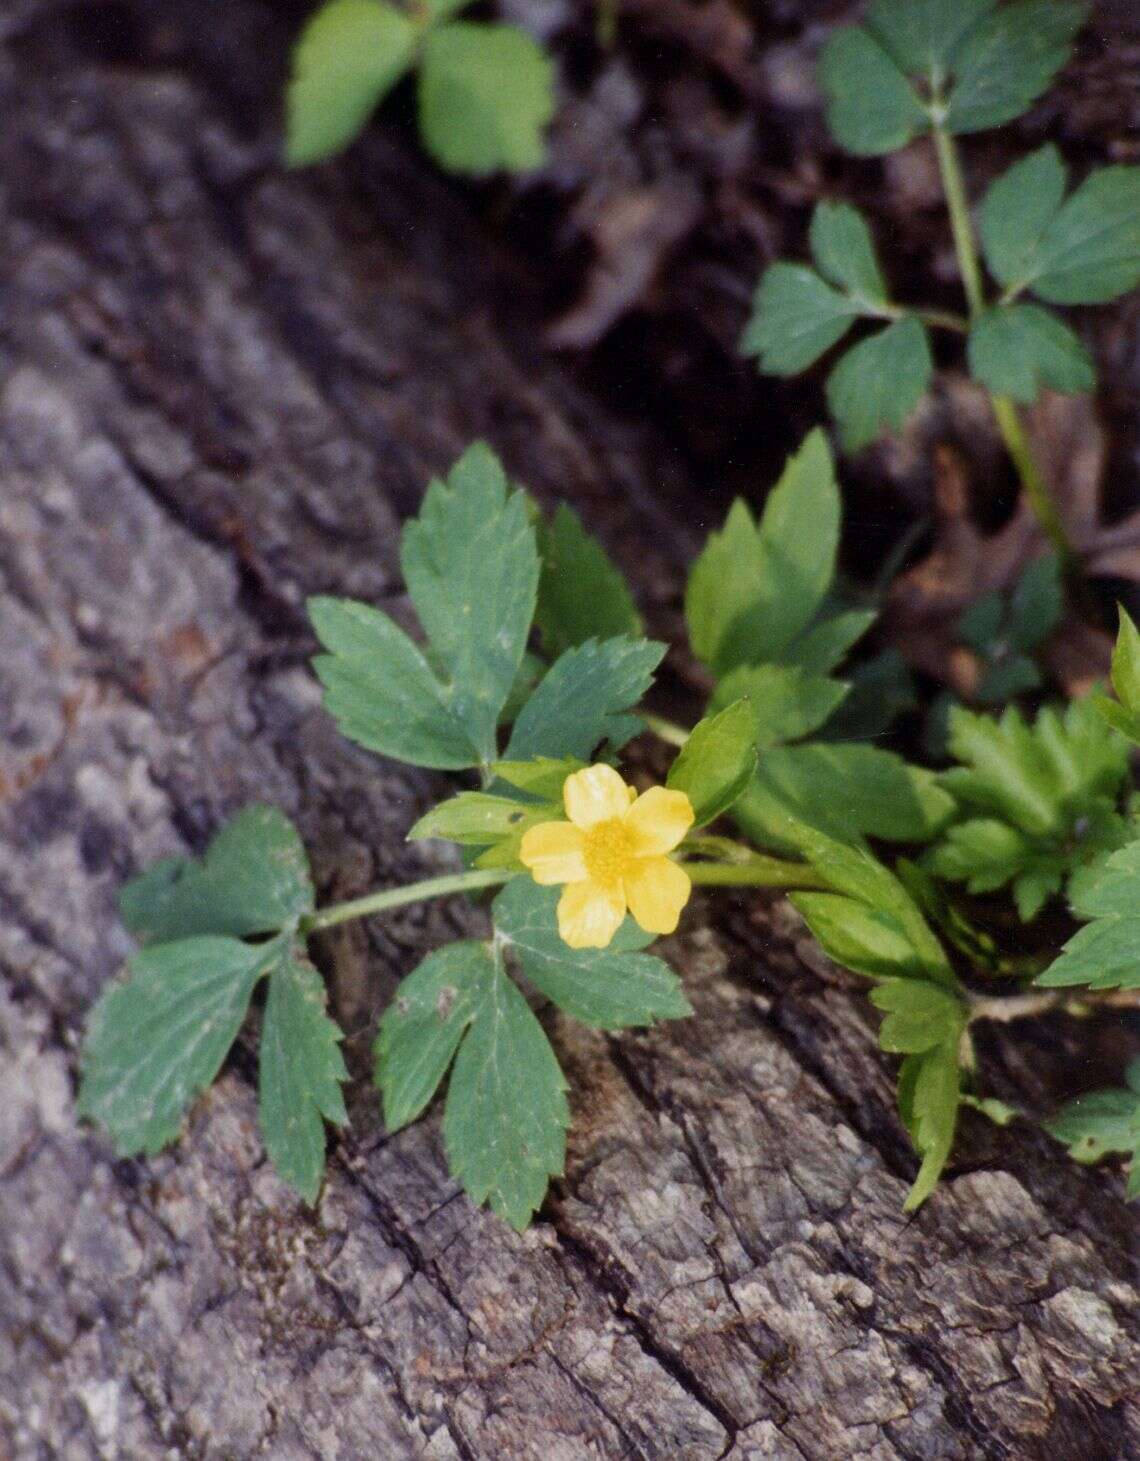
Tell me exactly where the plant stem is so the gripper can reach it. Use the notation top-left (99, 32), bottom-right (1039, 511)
top-left (643, 712), bottom-right (691, 748)
top-left (301, 868), bottom-right (510, 934)
top-left (931, 123), bottom-right (1077, 571)
top-left (968, 986), bottom-right (1140, 1025)
top-left (683, 857), bottom-right (828, 891)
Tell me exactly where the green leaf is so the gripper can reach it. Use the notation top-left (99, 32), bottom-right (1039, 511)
top-left (77, 936), bottom-right (270, 1156)
top-left (665, 700), bottom-right (757, 827)
top-left (409, 791), bottom-right (556, 847)
top-left (784, 609), bottom-right (877, 676)
top-left (967, 304), bottom-right (1094, 403)
top-left (418, 22), bottom-right (554, 175)
top-left (401, 442), bottom-right (539, 764)
top-left (504, 636), bottom-right (665, 761)
top-left (791, 893), bottom-right (944, 983)
top-left (740, 264), bottom-right (858, 375)
top-left (945, 1), bottom-right (1084, 135)
top-left (1047, 1081), bottom-right (1140, 1195)
top-left (866, 0), bottom-right (995, 75)
top-left (869, 979), bottom-right (964, 1053)
top-left (926, 817), bottom-right (1065, 917)
top-left (731, 743), bottom-right (953, 851)
top-left (535, 504), bottom-right (641, 659)
top-left (1008, 553), bottom-right (1063, 653)
top-left (1096, 607), bottom-right (1140, 744)
top-left (982, 147), bottom-right (1140, 304)
top-left (493, 879), bottom-right (691, 1028)
top-left (808, 202), bottom-right (888, 304)
top-left (825, 649), bottom-right (917, 741)
top-left (491, 756), bottom-right (586, 802)
top-left (375, 942), bottom-right (489, 1131)
top-left (975, 655), bottom-right (1042, 705)
top-left (826, 317), bottom-right (933, 451)
top-left (119, 807), bottom-right (313, 944)
top-left (979, 145), bottom-right (1067, 292)
top-left (1036, 840), bottom-right (1140, 990)
top-left (961, 1093), bottom-right (1019, 1126)
top-left (818, 26), bottom-right (928, 156)
top-left (442, 952), bottom-right (569, 1229)
top-left (259, 952), bottom-right (348, 1203)
top-left (685, 430), bottom-right (840, 675)
top-left (285, 0), bottom-right (417, 167)
top-left (713, 664), bottom-right (848, 750)
top-left (898, 1040), bottom-right (961, 1211)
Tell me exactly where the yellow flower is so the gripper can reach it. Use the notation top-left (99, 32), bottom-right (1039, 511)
top-left (520, 764), bottom-right (694, 949)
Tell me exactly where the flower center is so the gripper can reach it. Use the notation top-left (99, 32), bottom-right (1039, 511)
top-left (582, 818), bottom-right (635, 885)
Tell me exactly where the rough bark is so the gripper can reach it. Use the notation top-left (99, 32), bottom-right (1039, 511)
top-left (1, 4), bottom-right (1137, 1459)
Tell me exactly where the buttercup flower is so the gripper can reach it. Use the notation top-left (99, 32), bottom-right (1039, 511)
top-left (520, 764), bottom-right (695, 949)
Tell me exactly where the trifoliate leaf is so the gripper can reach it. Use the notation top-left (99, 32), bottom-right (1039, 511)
top-left (818, 26), bottom-right (928, 156)
top-left (826, 317), bottom-right (933, 451)
top-left (1036, 840), bottom-right (1140, 990)
top-left (926, 818), bottom-right (1067, 920)
top-left (685, 430), bottom-right (840, 675)
top-left (808, 201), bottom-right (889, 304)
top-left (493, 879), bottom-right (691, 1028)
top-left (77, 936), bottom-right (272, 1156)
top-left (870, 979), bottom-right (964, 1054)
top-left (665, 700), bottom-right (757, 827)
top-left (418, 22), bottom-right (554, 175)
top-left (442, 951), bottom-right (569, 1229)
top-left (259, 952), bottom-right (348, 1203)
top-left (944, 1), bottom-right (1084, 135)
top-left (967, 304), bottom-right (1094, 403)
top-left (504, 636), bottom-right (665, 761)
top-left (119, 807), bottom-right (314, 944)
top-left (731, 742), bottom-right (953, 851)
top-left (981, 146), bottom-right (1140, 304)
top-left (898, 1039), bottom-right (961, 1210)
top-left (311, 443), bottom-right (539, 770)
top-left (535, 504), bottom-right (641, 659)
top-left (375, 942), bottom-right (490, 1131)
top-left (1047, 1070), bottom-right (1140, 1197)
top-left (791, 893), bottom-right (945, 983)
top-left (285, 0), bottom-right (417, 167)
top-left (865, 0), bottom-right (995, 76)
top-left (713, 664), bottom-right (848, 750)
top-left (409, 791), bottom-right (556, 847)
top-left (740, 264), bottom-right (859, 375)
top-left (784, 609), bottom-right (877, 676)
top-left (401, 442), bottom-right (540, 764)
top-left (1094, 608), bottom-right (1140, 746)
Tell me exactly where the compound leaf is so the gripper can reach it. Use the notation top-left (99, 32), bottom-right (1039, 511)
top-left (818, 26), bottom-right (928, 156)
top-left (979, 145), bottom-right (1068, 290)
top-left (1047, 1072), bottom-right (1140, 1197)
top-left (945, 1), bottom-right (1084, 135)
top-left (535, 504), bottom-right (641, 659)
top-left (1036, 840), bottom-right (1140, 990)
top-left (870, 979), bottom-right (964, 1054)
top-left (809, 201), bottom-right (889, 304)
top-left (898, 1039), bottom-right (961, 1210)
top-left (967, 303), bottom-right (1094, 403)
top-left (866, 0), bottom-right (995, 75)
top-left (826, 317), bottom-right (933, 451)
top-left (740, 264), bottom-right (858, 375)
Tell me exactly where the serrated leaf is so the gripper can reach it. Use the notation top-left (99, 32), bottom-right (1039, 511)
top-left (826, 317), bottom-right (933, 451)
top-left (119, 807), bottom-right (314, 944)
top-left (401, 442), bottom-right (539, 764)
top-left (898, 1039), bottom-right (961, 1211)
top-left (731, 743), bottom-right (953, 852)
top-left (259, 952), bottom-right (348, 1203)
top-left (740, 264), bottom-right (859, 375)
top-left (713, 664), bottom-right (848, 750)
top-left (1047, 1082), bottom-right (1140, 1195)
top-left (685, 430), bottom-right (840, 675)
top-left (967, 303), bottom-right (1094, 403)
top-left (375, 942), bottom-right (489, 1131)
top-left (808, 202), bottom-right (888, 304)
top-left (870, 979), bottom-right (964, 1053)
top-left (285, 0), bottom-right (417, 167)
top-left (945, 0), bottom-right (1084, 135)
top-left (979, 145), bottom-right (1068, 291)
top-left (418, 22), bottom-right (554, 175)
top-left (409, 791), bottom-right (556, 847)
top-left (442, 953), bottom-right (569, 1229)
top-left (818, 26), bottom-right (928, 156)
top-left (493, 879), bottom-right (691, 1028)
top-left (791, 893), bottom-right (942, 982)
top-left (665, 700), bottom-right (757, 827)
top-left (1036, 840), bottom-right (1140, 990)
top-left (504, 636), bottom-right (665, 761)
top-left (865, 0), bottom-right (995, 75)
top-left (77, 936), bottom-right (271, 1156)
top-left (535, 504), bottom-right (641, 659)
top-left (1106, 606), bottom-right (1140, 730)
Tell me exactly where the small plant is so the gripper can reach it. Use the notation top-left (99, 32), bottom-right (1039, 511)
top-left (76, 440), bottom-right (1140, 1227)
top-left (285, 0), bottom-right (555, 174)
top-left (742, 0), bottom-right (1140, 568)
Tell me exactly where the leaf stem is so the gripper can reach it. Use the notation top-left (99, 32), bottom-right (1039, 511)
top-left (683, 856), bottom-right (828, 891)
top-left (301, 868), bottom-right (512, 934)
top-left (642, 712), bottom-right (691, 748)
top-left (968, 986), bottom-right (1140, 1025)
top-left (931, 122), bottom-right (1078, 573)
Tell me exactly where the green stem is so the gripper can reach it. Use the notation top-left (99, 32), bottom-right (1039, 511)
top-left (643, 712), bottom-right (690, 748)
top-left (683, 857), bottom-right (828, 891)
top-left (301, 868), bottom-right (510, 934)
top-left (932, 122), bottom-right (1078, 572)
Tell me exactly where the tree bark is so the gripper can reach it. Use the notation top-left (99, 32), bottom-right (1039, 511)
top-left (1, 4), bottom-right (1137, 1459)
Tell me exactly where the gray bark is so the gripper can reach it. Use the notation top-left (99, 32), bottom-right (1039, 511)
top-left (1, 4), bottom-right (1137, 1459)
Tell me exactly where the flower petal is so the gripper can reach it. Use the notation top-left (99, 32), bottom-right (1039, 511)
top-left (564, 764), bottom-right (633, 829)
top-left (626, 787), bottom-right (695, 855)
top-left (557, 878), bottom-right (626, 949)
top-left (520, 821), bottom-right (587, 885)
top-left (624, 856), bottom-right (691, 936)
